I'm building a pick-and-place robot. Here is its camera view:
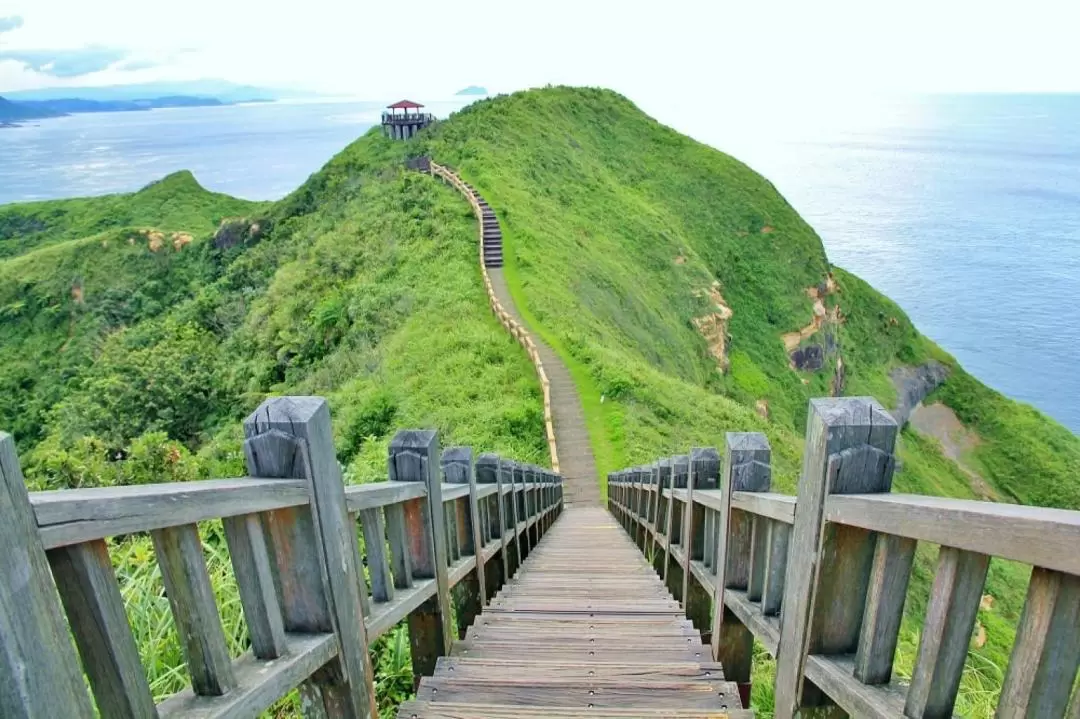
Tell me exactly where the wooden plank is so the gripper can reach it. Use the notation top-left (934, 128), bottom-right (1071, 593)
top-left (398, 702), bottom-right (753, 718)
top-left (997, 567), bottom-right (1080, 717)
top-left (905, 546), bottom-right (990, 718)
top-left (0, 433), bottom-right (96, 719)
top-left (746, 515), bottom-right (768, 603)
top-left (366, 580), bottom-right (438, 642)
top-left (158, 633), bottom-right (337, 719)
top-left (773, 397), bottom-right (897, 719)
top-left (361, 508), bottom-right (394, 602)
top-left (711, 432), bottom-right (770, 685)
top-left (825, 493), bottom-right (1080, 576)
top-left (415, 677), bottom-right (742, 709)
top-left (152, 524), bottom-right (236, 696)
top-left (390, 430), bottom-right (454, 680)
top-left (245, 396), bottom-right (377, 719)
top-left (222, 513), bottom-right (287, 660)
top-left (854, 533), bottom-right (916, 684)
top-left (802, 654), bottom-right (908, 718)
top-left (48, 539), bottom-right (157, 718)
top-left (32, 477), bottom-right (309, 550)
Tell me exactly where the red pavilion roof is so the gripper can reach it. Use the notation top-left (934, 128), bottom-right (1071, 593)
top-left (387, 99), bottom-right (424, 109)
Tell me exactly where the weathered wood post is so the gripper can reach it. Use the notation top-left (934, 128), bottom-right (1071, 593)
top-left (0, 433), bottom-right (96, 718)
top-left (650, 458), bottom-right (671, 571)
top-left (501, 459), bottom-right (521, 576)
top-left (664, 454), bottom-right (689, 597)
top-left (244, 396), bottom-right (377, 718)
top-left (683, 447), bottom-right (720, 637)
top-left (512, 462), bottom-right (529, 560)
top-left (442, 447), bottom-right (485, 639)
top-left (389, 430), bottom-right (454, 682)
top-left (476, 453), bottom-right (507, 600)
top-left (773, 397), bottom-right (899, 719)
top-left (711, 432), bottom-right (771, 708)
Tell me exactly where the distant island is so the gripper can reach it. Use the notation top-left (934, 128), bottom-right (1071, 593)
top-left (0, 80), bottom-right (279, 127)
top-left (455, 86), bottom-right (488, 96)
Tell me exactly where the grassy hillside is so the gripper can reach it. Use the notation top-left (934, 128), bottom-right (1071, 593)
top-left (0, 171), bottom-right (261, 258)
top-left (3, 87), bottom-right (1078, 716)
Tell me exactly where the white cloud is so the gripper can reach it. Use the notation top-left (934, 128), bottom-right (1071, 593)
top-left (1, 0), bottom-right (1077, 97)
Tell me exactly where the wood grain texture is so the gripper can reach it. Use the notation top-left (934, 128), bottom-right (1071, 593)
top-left (711, 432), bottom-right (770, 669)
top-left (400, 506), bottom-right (742, 718)
top-left (0, 435), bottom-right (96, 719)
top-left (361, 508), bottom-right (394, 603)
top-left (390, 429), bottom-right (453, 680)
top-left (246, 396), bottom-right (377, 718)
top-left (773, 397), bottom-right (896, 719)
top-left (151, 524), bottom-right (236, 696)
top-left (222, 512), bottom-right (288, 660)
top-left (824, 493), bottom-right (1080, 576)
top-left (854, 532), bottom-right (915, 684)
top-left (997, 567), bottom-right (1080, 718)
top-left (905, 546), bottom-right (989, 719)
top-left (48, 539), bottom-right (157, 718)
top-left (32, 477), bottom-right (309, 550)
top-left (762, 520), bottom-right (790, 617)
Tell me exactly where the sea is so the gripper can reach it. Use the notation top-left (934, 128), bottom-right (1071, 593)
top-left (1, 94), bottom-right (1077, 432)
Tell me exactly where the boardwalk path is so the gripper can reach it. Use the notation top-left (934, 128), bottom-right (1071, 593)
top-left (399, 507), bottom-right (749, 718)
top-left (432, 162), bottom-right (600, 506)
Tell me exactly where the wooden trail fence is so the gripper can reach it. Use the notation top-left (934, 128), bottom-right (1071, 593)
top-left (0, 395), bottom-right (562, 719)
top-left (609, 396), bottom-right (1080, 718)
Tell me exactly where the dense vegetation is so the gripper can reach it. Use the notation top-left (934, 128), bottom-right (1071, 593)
top-left (3, 86), bottom-right (1078, 716)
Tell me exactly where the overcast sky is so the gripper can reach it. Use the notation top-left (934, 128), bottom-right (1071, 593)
top-left (1, 0), bottom-right (1078, 107)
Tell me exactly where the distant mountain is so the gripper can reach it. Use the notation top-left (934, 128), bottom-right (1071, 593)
top-left (4, 80), bottom-right (277, 104)
top-left (455, 86), bottom-right (488, 96)
top-left (0, 96), bottom-right (65, 123)
top-left (19, 96), bottom-right (224, 114)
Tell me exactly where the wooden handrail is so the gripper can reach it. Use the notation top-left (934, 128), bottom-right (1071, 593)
top-left (606, 396), bottom-right (1080, 718)
top-left (0, 397), bottom-right (564, 719)
top-left (427, 161), bottom-right (560, 474)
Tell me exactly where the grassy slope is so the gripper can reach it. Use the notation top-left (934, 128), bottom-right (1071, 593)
top-left (417, 87), bottom-right (1080, 715)
top-left (0, 170), bottom-right (262, 258)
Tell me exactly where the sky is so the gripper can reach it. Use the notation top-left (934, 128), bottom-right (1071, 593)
top-left (1, 0), bottom-right (1078, 108)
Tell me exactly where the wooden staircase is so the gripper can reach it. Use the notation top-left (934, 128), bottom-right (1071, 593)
top-left (399, 506), bottom-right (750, 718)
top-left (459, 181), bottom-right (503, 268)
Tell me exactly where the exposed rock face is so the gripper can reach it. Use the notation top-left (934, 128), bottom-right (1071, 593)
top-left (890, 361), bottom-right (949, 425)
top-left (790, 344), bottom-right (824, 371)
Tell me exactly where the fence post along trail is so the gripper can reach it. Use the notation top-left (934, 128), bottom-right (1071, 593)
top-left (0, 395), bottom-right (563, 718)
top-left (609, 395), bottom-right (1080, 718)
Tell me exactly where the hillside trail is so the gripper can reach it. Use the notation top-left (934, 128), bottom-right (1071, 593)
top-left (430, 161), bottom-right (600, 506)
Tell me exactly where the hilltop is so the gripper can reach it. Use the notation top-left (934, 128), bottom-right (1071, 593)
top-left (2, 86), bottom-right (1078, 714)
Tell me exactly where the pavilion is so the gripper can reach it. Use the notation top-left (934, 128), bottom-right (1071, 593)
top-left (381, 100), bottom-right (435, 140)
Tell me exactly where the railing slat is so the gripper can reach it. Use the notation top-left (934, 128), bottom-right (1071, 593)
top-left (442, 447), bottom-right (484, 639)
top-left (385, 502), bottom-right (414, 590)
top-left (996, 567), bottom-right (1080, 716)
top-left (49, 539), bottom-right (157, 718)
top-left (361, 508), bottom-right (394, 603)
top-left (854, 533), bottom-right (916, 684)
top-left (761, 520), bottom-right (790, 617)
top-left (151, 524), bottom-right (236, 696)
top-left (222, 513), bottom-right (288, 660)
top-left (905, 546), bottom-right (990, 718)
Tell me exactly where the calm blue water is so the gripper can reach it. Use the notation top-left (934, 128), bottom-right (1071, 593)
top-left (1, 95), bottom-right (1078, 432)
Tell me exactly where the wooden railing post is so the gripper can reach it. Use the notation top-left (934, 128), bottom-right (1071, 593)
top-left (442, 447), bottom-right (485, 639)
top-left (500, 459), bottom-right (521, 576)
top-left (664, 454), bottom-right (689, 596)
top-left (476, 453), bottom-right (507, 601)
top-left (389, 430), bottom-right (454, 681)
top-left (244, 396), bottom-right (377, 718)
top-left (711, 432), bottom-right (771, 708)
top-left (0, 432), bottom-right (95, 718)
top-left (683, 447), bottom-right (720, 637)
top-left (773, 397), bottom-right (898, 719)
